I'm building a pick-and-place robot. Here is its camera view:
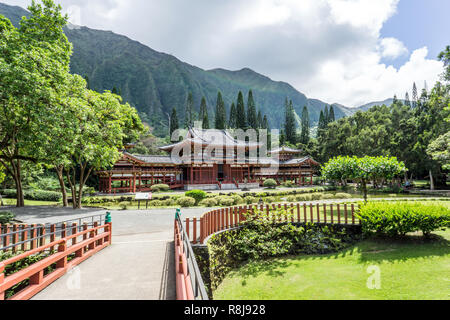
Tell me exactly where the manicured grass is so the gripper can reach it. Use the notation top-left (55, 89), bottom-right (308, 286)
top-left (214, 229), bottom-right (450, 300)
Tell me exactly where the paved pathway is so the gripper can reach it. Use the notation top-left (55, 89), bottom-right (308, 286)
top-left (2, 206), bottom-right (206, 300)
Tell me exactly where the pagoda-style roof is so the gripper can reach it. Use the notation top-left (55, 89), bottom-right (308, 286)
top-left (160, 128), bottom-right (263, 152)
top-left (269, 147), bottom-right (303, 154)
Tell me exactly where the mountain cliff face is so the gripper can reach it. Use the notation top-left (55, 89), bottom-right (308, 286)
top-left (1, 3), bottom-right (389, 137)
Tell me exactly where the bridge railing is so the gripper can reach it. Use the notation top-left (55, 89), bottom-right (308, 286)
top-left (184, 202), bottom-right (361, 244)
top-left (174, 212), bottom-right (209, 301)
top-left (0, 214), bottom-right (112, 300)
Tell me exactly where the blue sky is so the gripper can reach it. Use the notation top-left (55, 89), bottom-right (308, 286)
top-left (381, 0), bottom-right (450, 69)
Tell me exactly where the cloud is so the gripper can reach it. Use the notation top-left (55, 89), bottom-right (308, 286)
top-left (2, 0), bottom-right (444, 107)
top-left (379, 37), bottom-right (409, 59)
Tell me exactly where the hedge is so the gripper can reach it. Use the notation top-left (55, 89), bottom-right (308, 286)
top-left (358, 201), bottom-right (450, 237)
top-left (0, 211), bottom-right (15, 224)
top-left (176, 197), bottom-right (196, 207)
top-left (185, 190), bottom-right (207, 205)
top-left (1, 189), bottom-right (62, 202)
top-left (151, 184), bottom-right (170, 193)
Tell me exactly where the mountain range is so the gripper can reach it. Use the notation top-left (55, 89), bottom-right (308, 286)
top-left (0, 3), bottom-right (394, 137)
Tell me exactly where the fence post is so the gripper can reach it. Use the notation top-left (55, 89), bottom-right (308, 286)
top-left (56, 240), bottom-right (67, 269)
top-left (186, 218), bottom-right (190, 241)
top-left (31, 224), bottom-right (37, 250)
top-left (352, 204), bottom-right (356, 225)
top-left (337, 204), bottom-right (341, 224)
top-left (21, 225), bottom-right (28, 252)
top-left (40, 224), bottom-right (46, 247)
top-left (72, 223), bottom-right (78, 246)
top-left (3, 224), bottom-right (10, 252)
top-left (310, 204), bottom-right (314, 222)
top-left (12, 225), bottom-right (18, 253)
top-left (323, 204), bottom-right (327, 224)
top-left (0, 263), bottom-right (4, 300)
top-left (193, 218), bottom-right (197, 245)
top-left (330, 204), bottom-right (334, 224)
top-left (344, 204), bottom-right (348, 224)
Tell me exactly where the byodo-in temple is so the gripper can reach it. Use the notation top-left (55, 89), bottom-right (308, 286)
top-left (97, 128), bottom-right (320, 194)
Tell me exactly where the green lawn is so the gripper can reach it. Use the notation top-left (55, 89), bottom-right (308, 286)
top-left (1, 199), bottom-right (60, 207)
top-left (214, 229), bottom-right (450, 300)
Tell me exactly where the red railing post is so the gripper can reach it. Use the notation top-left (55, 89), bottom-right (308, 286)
top-left (317, 204), bottom-right (320, 223)
top-left (12, 225), bottom-right (18, 254)
top-left (323, 204), bottom-right (327, 223)
top-left (0, 263), bottom-right (5, 300)
top-left (56, 240), bottom-right (67, 269)
top-left (337, 204), bottom-right (341, 224)
top-left (3, 224), bottom-right (10, 252)
top-left (330, 204), bottom-right (334, 224)
top-left (72, 223), bottom-right (78, 246)
top-left (39, 224), bottom-right (46, 247)
top-left (21, 224), bottom-right (28, 252)
top-left (310, 204), bottom-right (314, 222)
top-left (193, 218), bottom-right (197, 245)
top-left (352, 204), bottom-right (356, 225)
top-left (344, 204), bottom-right (348, 224)
top-left (297, 204), bottom-right (300, 222)
top-left (186, 218), bottom-right (190, 240)
top-left (304, 204), bottom-right (307, 222)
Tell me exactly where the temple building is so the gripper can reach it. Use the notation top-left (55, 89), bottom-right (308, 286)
top-left (97, 128), bottom-right (319, 194)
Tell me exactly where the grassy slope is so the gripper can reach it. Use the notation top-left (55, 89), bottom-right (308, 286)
top-left (214, 229), bottom-right (450, 300)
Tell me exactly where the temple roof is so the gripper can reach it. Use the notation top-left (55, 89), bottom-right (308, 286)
top-left (160, 128), bottom-right (263, 152)
top-left (269, 147), bottom-right (303, 154)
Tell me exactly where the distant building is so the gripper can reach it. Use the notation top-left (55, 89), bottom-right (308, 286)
top-left (97, 128), bottom-right (319, 193)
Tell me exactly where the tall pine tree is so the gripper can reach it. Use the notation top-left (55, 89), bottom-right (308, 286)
top-left (284, 99), bottom-right (297, 145)
top-left (214, 92), bottom-right (227, 130)
top-left (185, 92), bottom-right (194, 128)
top-left (199, 97), bottom-right (207, 121)
top-left (257, 110), bottom-right (263, 129)
top-left (236, 91), bottom-right (247, 129)
top-left (247, 90), bottom-right (258, 129)
top-left (329, 106), bottom-right (335, 123)
top-left (300, 106), bottom-right (310, 145)
top-left (412, 83), bottom-right (418, 109)
top-left (405, 92), bottom-right (411, 107)
top-left (229, 102), bottom-right (237, 128)
top-left (170, 108), bottom-right (179, 137)
top-left (324, 105), bottom-right (330, 124)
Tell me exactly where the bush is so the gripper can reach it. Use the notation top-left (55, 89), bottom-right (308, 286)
top-left (263, 179), bottom-right (277, 189)
top-left (0, 189), bottom-right (62, 202)
top-left (264, 196), bottom-right (276, 204)
top-left (199, 198), bottom-right (219, 207)
top-left (151, 184), bottom-right (170, 193)
top-left (296, 194), bottom-right (313, 202)
top-left (150, 200), bottom-right (164, 207)
top-left (334, 193), bottom-right (353, 199)
top-left (118, 202), bottom-right (129, 210)
top-left (231, 195), bottom-right (244, 205)
top-left (282, 180), bottom-right (295, 188)
top-left (358, 201), bottom-right (450, 237)
top-left (245, 196), bottom-right (258, 205)
top-left (216, 196), bottom-right (235, 207)
top-left (185, 190), bottom-right (207, 205)
top-left (163, 199), bottom-right (177, 206)
top-left (286, 195), bottom-right (297, 202)
top-left (0, 211), bottom-right (15, 224)
top-left (176, 197), bottom-right (196, 208)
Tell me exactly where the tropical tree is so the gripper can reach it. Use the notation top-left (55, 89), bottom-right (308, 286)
top-left (170, 108), bottom-right (179, 137)
top-left (215, 92), bottom-right (227, 130)
top-left (185, 92), bottom-right (194, 128)
top-left (236, 91), bottom-right (247, 129)
top-left (0, 0), bottom-right (72, 207)
top-left (229, 102), bottom-right (237, 129)
top-left (284, 99), bottom-right (297, 144)
top-left (247, 90), bottom-right (258, 129)
top-left (300, 106), bottom-right (310, 145)
top-left (322, 156), bottom-right (406, 201)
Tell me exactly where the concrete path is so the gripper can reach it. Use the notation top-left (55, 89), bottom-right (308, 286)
top-left (2, 206), bottom-right (206, 300)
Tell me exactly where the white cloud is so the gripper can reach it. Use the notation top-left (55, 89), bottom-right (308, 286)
top-left (379, 37), bottom-right (409, 59)
top-left (2, 0), bottom-right (444, 107)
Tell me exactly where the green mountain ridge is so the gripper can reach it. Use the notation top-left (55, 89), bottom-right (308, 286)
top-left (0, 3), bottom-right (394, 137)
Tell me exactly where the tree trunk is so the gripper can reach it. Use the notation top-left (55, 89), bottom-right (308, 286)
top-left (11, 159), bottom-right (25, 207)
top-left (361, 179), bottom-right (368, 202)
top-left (429, 170), bottom-right (435, 191)
top-left (56, 165), bottom-right (68, 207)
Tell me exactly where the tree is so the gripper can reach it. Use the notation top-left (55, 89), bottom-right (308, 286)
top-left (170, 108), bottom-right (179, 137)
top-left (279, 130), bottom-right (286, 147)
top-left (412, 82), bottom-right (418, 108)
top-left (300, 106), bottom-right (310, 145)
top-left (199, 97), bottom-right (209, 129)
top-left (284, 99), bottom-right (297, 144)
top-left (214, 92), bottom-right (227, 130)
top-left (185, 92), bottom-right (194, 128)
top-left (229, 102), bottom-right (237, 129)
top-left (0, 0), bottom-right (73, 207)
top-left (257, 110), bottom-right (263, 129)
top-left (427, 132), bottom-right (450, 171)
top-left (405, 92), bottom-right (411, 107)
top-left (324, 105), bottom-right (330, 124)
top-left (322, 156), bottom-right (406, 201)
top-left (64, 91), bottom-right (143, 209)
top-left (247, 90), bottom-right (258, 129)
top-left (329, 106), bottom-right (336, 123)
top-left (236, 91), bottom-right (247, 129)
top-left (438, 45), bottom-right (450, 81)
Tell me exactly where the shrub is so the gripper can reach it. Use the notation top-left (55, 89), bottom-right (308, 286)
top-left (264, 196), bottom-right (276, 204)
top-left (151, 184), bottom-right (170, 193)
top-left (282, 180), bottom-right (295, 188)
top-left (185, 190), bottom-right (207, 205)
top-left (263, 179), bottom-right (277, 189)
top-left (216, 196), bottom-right (235, 207)
top-left (358, 201), bottom-right (450, 237)
top-left (176, 197), bottom-right (196, 208)
top-left (231, 195), bottom-right (244, 205)
top-left (118, 202), bottom-right (129, 210)
top-left (163, 199), bottom-right (177, 206)
top-left (150, 200), bottom-right (164, 207)
top-left (286, 195), bottom-right (297, 202)
top-left (310, 193), bottom-right (324, 201)
top-left (1, 189), bottom-right (62, 202)
top-left (199, 198), bottom-right (219, 207)
top-left (295, 194), bottom-right (313, 202)
top-left (334, 193), bottom-right (353, 199)
top-left (0, 211), bottom-right (15, 224)
top-left (245, 196), bottom-right (258, 205)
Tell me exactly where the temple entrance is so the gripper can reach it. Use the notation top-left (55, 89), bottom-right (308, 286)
top-left (217, 164), bottom-right (224, 181)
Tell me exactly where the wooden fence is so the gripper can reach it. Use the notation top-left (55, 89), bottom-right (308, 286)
top-left (0, 215), bottom-right (112, 300)
top-left (184, 202), bottom-right (360, 244)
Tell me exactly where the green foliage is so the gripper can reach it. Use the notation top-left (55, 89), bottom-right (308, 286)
top-left (1, 189), bottom-right (62, 202)
top-left (176, 196), bottom-right (196, 208)
top-left (199, 198), bottom-right (219, 207)
top-left (185, 190), bottom-right (207, 205)
top-left (151, 184), bottom-right (170, 193)
top-left (0, 211), bottom-right (15, 224)
top-left (358, 201), bottom-right (450, 237)
top-left (207, 208), bottom-right (361, 290)
top-left (215, 196), bottom-right (235, 207)
top-left (245, 196), bottom-right (258, 204)
top-left (263, 179), bottom-right (277, 189)
top-left (334, 193), bottom-right (353, 199)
